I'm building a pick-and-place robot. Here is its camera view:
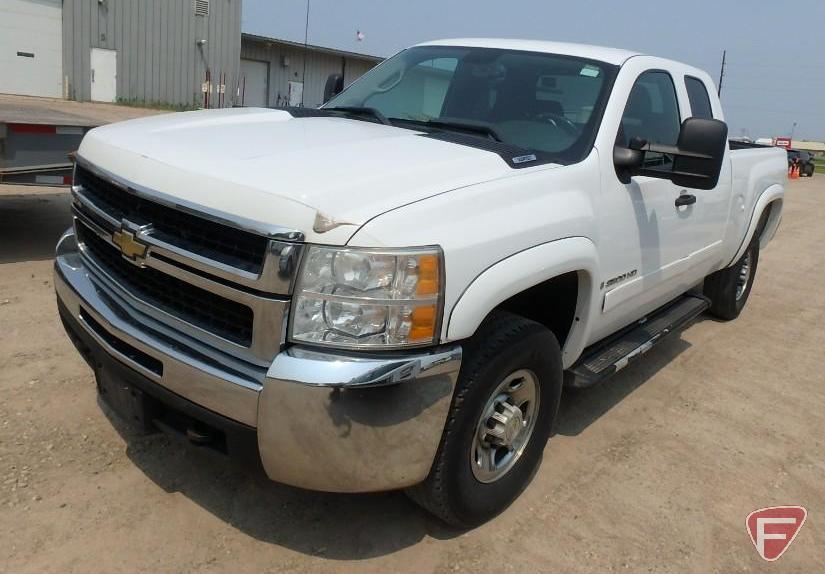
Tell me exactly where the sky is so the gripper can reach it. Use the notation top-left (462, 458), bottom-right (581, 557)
top-left (243, 0), bottom-right (825, 141)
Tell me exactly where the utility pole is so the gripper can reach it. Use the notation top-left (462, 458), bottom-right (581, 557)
top-left (301, 0), bottom-right (310, 107)
top-left (717, 50), bottom-right (726, 97)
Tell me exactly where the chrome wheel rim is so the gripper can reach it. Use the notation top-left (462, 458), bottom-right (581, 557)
top-left (470, 369), bottom-right (540, 483)
top-left (735, 251), bottom-right (753, 301)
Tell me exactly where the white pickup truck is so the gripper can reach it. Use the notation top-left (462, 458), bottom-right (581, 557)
top-left (55, 39), bottom-right (786, 527)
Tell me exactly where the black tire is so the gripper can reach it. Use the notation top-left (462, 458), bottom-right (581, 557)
top-left (704, 239), bottom-right (759, 320)
top-left (805, 165), bottom-right (815, 177)
top-left (406, 311), bottom-right (562, 528)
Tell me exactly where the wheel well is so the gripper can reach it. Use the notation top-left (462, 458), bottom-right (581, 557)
top-left (494, 272), bottom-right (579, 349)
top-left (756, 199), bottom-right (781, 248)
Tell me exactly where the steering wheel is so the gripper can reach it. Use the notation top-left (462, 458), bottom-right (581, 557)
top-left (535, 112), bottom-right (580, 137)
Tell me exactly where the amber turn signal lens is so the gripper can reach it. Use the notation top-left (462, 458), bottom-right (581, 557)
top-left (410, 304), bottom-right (437, 341)
top-left (416, 254), bottom-right (440, 297)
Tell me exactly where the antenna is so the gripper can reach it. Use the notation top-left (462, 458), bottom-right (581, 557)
top-left (717, 50), bottom-right (726, 97)
top-left (301, 0), bottom-right (310, 107)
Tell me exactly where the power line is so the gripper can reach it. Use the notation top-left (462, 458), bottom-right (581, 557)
top-left (724, 103), bottom-right (825, 119)
top-left (727, 62), bottom-right (825, 70)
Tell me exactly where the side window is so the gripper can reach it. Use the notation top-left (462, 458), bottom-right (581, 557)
top-left (618, 71), bottom-right (681, 167)
top-left (685, 76), bottom-right (714, 120)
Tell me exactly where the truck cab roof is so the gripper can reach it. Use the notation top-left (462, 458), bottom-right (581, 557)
top-left (416, 38), bottom-right (642, 66)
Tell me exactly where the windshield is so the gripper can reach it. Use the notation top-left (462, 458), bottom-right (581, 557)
top-left (326, 45), bottom-right (618, 164)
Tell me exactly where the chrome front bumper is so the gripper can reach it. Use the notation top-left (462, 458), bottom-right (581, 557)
top-left (55, 229), bottom-right (462, 492)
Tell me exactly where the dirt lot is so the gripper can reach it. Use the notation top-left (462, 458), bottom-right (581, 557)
top-left (1, 176), bottom-right (824, 573)
top-left (0, 94), bottom-right (167, 126)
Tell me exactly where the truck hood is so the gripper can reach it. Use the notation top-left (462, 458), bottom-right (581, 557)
top-left (78, 107), bottom-right (520, 243)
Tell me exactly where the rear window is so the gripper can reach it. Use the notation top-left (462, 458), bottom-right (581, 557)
top-left (685, 76), bottom-right (714, 120)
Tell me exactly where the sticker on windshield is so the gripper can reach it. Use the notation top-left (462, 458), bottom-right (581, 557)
top-left (512, 154), bottom-right (537, 164)
top-left (580, 65), bottom-right (600, 78)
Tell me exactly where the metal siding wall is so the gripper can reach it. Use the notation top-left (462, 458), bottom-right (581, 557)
top-left (63, 0), bottom-right (241, 106)
top-left (62, 0), bottom-right (73, 98)
top-left (344, 58), bottom-right (375, 88)
top-left (240, 38), bottom-right (378, 108)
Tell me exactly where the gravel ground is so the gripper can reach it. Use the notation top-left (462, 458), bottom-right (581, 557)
top-left (0, 94), bottom-right (167, 126)
top-left (1, 176), bottom-right (823, 573)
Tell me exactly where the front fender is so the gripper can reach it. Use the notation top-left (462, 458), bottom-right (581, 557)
top-left (446, 236), bottom-right (599, 368)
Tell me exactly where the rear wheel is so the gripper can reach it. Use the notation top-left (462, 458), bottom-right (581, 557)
top-left (704, 238), bottom-right (759, 320)
top-left (406, 311), bottom-right (562, 528)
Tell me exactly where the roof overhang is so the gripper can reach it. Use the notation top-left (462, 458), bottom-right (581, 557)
top-left (242, 33), bottom-right (384, 63)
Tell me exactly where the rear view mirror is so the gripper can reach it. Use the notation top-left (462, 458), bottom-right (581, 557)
top-left (613, 118), bottom-right (729, 190)
top-left (323, 73), bottom-right (344, 104)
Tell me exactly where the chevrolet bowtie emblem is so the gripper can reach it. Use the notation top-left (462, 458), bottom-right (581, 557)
top-left (112, 229), bottom-right (148, 262)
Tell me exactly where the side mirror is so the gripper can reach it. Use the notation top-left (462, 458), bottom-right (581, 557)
top-left (671, 118), bottom-right (728, 190)
top-left (613, 146), bottom-right (644, 183)
top-left (323, 73), bottom-right (344, 104)
top-left (613, 118), bottom-right (729, 190)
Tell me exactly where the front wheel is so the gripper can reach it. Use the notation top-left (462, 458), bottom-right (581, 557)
top-left (406, 311), bottom-right (562, 528)
top-left (704, 238), bottom-right (760, 320)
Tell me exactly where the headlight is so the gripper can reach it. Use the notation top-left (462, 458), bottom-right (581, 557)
top-left (290, 245), bottom-right (443, 349)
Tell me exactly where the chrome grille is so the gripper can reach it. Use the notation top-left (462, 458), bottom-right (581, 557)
top-left (70, 158), bottom-right (303, 367)
top-left (76, 223), bottom-right (254, 346)
top-left (74, 164), bottom-right (269, 273)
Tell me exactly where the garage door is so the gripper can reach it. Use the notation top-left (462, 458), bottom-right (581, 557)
top-left (240, 59), bottom-right (269, 107)
top-left (0, 0), bottom-right (63, 98)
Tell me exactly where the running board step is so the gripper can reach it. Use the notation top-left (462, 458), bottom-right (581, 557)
top-left (567, 294), bottom-right (710, 388)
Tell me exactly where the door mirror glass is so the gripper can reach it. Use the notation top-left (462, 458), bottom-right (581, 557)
top-left (323, 73), bottom-right (344, 104)
top-left (670, 117), bottom-right (728, 190)
top-left (614, 117), bottom-right (728, 189)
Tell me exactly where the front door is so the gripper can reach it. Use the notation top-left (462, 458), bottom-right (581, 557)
top-left (594, 70), bottom-right (693, 338)
top-left (673, 75), bottom-right (731, 273)
top-left (91, 48), bottom-right (117, 102)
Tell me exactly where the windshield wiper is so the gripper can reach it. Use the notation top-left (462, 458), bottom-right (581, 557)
top-left (392, 117), bottom-right (503, 142)
top-left (325, 106), bottom-right (392, 126)
top-left (425, 119), bottom-right (503, 142)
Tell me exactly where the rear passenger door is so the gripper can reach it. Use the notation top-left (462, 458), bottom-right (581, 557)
top-left (676, 75), bottom-right (732, 270)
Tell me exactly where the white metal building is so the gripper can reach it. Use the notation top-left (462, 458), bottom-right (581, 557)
top-left (239, 34), bottom-right (381, 108)
top-left (1, 1), bottom-right (379, 109)
top-left (1, 0), bottom-right (242, 106)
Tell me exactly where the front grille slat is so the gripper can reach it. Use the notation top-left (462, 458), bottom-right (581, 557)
top-left (74, 165), bottom-right (269, 274)
top-left (77, 223), bottom-right (254, 347)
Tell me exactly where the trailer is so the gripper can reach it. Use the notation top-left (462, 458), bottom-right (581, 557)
top-left (0, 94), bottom-right (167, 188)
top-left (0, 119), bottom-right (94, 186)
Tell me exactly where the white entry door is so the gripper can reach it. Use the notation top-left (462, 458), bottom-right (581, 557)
top-left (288, 81), bottom-right (304, 107)
top-left (91, 48), bottom-right (117, 102)
top-left (239, 58), bottom-right (269, 107)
